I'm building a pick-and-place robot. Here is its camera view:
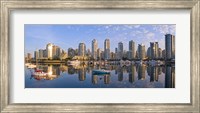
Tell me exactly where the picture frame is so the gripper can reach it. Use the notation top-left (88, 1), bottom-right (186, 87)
top-left (0, 0), bottom-right (199, 112)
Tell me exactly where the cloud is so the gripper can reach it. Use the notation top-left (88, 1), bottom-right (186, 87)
top-left (134, 25), bottom-right (140, 28)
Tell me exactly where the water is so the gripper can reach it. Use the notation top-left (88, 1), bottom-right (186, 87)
top-left (25, 64), bottom-right (175, 88)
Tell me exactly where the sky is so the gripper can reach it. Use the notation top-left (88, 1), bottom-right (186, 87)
top-left (25, 24), bottom-right (175, 55)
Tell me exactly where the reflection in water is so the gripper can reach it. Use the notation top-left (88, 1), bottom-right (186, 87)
top-left (26, 64), bottom-right (175, 88)
top-left (137, 64), bottom-right (146, 80)
top-left (165, 66), bottom-right (175, 88)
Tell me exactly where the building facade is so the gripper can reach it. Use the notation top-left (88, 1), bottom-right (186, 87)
top-left (150, 42), bottom-right (159, 59)
top-left (118, 42), bottom-right (123, 59)
top-left (129, 40), bottom-right (136, 59)
top-left (104, 39), bottom-right (110, 60)
top-left (92, 39), bottom-right (98, 60)
top-left (78, 43), bottom-right (86, 56)
top-left (138, 44), bottom-right (146, 60)
top-left (165, 34), bottom-right (175, 60)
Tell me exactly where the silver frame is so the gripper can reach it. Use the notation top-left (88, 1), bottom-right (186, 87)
top-left (0, 0), bottom-right (199, 112)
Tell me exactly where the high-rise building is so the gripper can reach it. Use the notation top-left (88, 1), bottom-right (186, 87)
top-left (46, 43), bottom-right (53, 59)
top-left (150, 42), bottom-right (159, 59)
top-left (68, 48), bottom-right (76, 58)
top-left (78, 43), bottom-right (86, 56)
top-left (43, 49), bottom-right (47, 58)
top-left (138, 44), bottom-right (146, 60)
top-left (162, 49), bottom-right (166, 59)
top-left (34, 50), bottom-right (39, 60)
top-left (158, 48), bottom-right (162, 58)
top-left (104, 39), bottom-right (110, 59)
top-left (165, 34), bottom-right (175, 60)
top-left (27, 53), bottom-right (32, 60)
top-left (118, 42), bottom-right (123, 59)
top-left (39, 49), bottom-right (43, 59)
top-left (147, 47), bottom-right (151, 58)
top-left (92, 39), bottom-right (98, 60)
top-left (129, 40), bottom-right (135, 59)
top-left (97, 48), bottom-right (102, 60)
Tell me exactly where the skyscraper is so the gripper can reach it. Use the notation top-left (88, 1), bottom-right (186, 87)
top-left (97, 48), bottom-right (102, 60)
top-left (39, 49), bottom-right (43, 59)
top-left (104, 39), bottom-right (110, 60)
top-left (129, 40), bottom-right (135, 59)
top-left (118, 42), bottom-right (123, 59)
top-left (27, 53), bottom-right (32, 60)
top-left (46, 43), bottom-right (53, 59)
top-left (138, 44), bottom-right (146, 60)
top-left (150, 42), bottom-right (159, 59)
top-left (78, 43), bottom-right (86, 56)
top-left (165, 34), bottom-right (175, 60)
top-left (68, 48), bottom-right (76, 58)
top-left (92, 39), bottom-right (98, 60)
top-left (34, 50), bottom-right (39, 60)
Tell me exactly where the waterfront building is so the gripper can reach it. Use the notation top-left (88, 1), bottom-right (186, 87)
top-left (39, 49), bottom-right (43, 59)
top-left (27, 53), bottom-right (32, 60)
top-left (104, 39), bottom-right (110, 59)
top-left (118, 42), bottom-right (123, 59)
top-left (138, 44), bottom-right (146, 60)
top-left (92, 39), bottom-right (98, 60)
top-left (78, 43), bottom-right (86, 56)
top-left (43, 49), bottom-right (47, 58)
top-left (150, 42), bottom-right (159, 59)
top-left (158, 48), bottom-right (162, 58)
top-left (165, 34), bottom-right (175, 60)
top-left (162, 49), bottom-right (166, 59)
top-left (86, 49), bottom-right (91, 57)
top-left (97, 48), bottom-right (102, 60)
top-left (34, 50), bottom-right (39, 60)
top-left (68, 48), bottom-right (76, 58)
top-left (46, 43), bottom-right (53, 59)
top-left (147, 47), bottom-right (151, 59)
top-left (128, 40), bottom-right (135, 59)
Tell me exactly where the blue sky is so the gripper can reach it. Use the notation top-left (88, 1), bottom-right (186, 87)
top-left (25, 24), bottom-right (175, 55)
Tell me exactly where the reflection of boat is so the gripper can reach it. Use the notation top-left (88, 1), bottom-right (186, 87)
top-left (31, 69), bottom-right (48, 76)
top-left (67, 60), bottom-right (80, 66)
top-left (92, 69), bottom-right (110, 75)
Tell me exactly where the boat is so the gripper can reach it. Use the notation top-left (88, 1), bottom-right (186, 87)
top-left (67, 60), bottom-right (80, 66)
top-left (92, 69), bottom-right (111, 75)
top-left (26, 64), bottom-right (37, 69)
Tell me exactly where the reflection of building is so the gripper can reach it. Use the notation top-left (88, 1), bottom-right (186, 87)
top-left (129, 40), bottom-right (135, 59)
top-left (78, 68), bottom-right (86, 81)
top-left (118, 67), bottom-right (123, 81)
top-left (165, 34), bottom-right (175, 60)
top-left (138, 44), bottom-right (146, 60)
top-left (92, 39), bottom-right (98, 59)
top-left (147, 66), bottom-right (159, 82)
top-left (138, 64), bottom-right (146, 80)
top-left (104, 75), bottom-right (110, 84)
top-left (92, 75), bottom-right (98, 84)
top-left (104, 39), bottom-right (110, 59)
top-left (118, 42), bottom-right (123, 59)
top-left (128, 65), bottom-right (136, 83)
top-left (165, 66), bottom-right (175, 88)
top-left (78, 43), bottom-right (86, 56)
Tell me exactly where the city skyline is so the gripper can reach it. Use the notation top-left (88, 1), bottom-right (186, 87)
top-left (25, 24), bottom-right (175, 55)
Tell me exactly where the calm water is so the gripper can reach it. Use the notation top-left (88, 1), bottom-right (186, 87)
top-left (25, 64), bottom-right (175, 88)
